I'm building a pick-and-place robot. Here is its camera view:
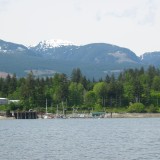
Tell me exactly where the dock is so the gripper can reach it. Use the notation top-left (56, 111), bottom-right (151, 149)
top-left (14, 111), bottom-right (37, 119)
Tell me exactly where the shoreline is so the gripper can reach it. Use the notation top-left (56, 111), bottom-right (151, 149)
top-left (0, 116), bottom-right (15, 120)
top-left (1, 113), bottom-right (160, 119)
top-left (106, 113), bottom-right (160, 118)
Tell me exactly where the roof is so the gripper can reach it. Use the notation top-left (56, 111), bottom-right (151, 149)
top-left (92, 112), bottom-right (105, 116)
top-left (0, 98), bottom-right (8, 100)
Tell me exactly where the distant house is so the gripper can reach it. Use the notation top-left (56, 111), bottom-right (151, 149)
top-left (0, 98), bottom-right (20, 105)
top-left (0, 98), bottom-right (8, 105)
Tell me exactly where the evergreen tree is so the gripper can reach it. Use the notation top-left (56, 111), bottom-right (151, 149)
top-left (71, 68), bottom-right (83, 83)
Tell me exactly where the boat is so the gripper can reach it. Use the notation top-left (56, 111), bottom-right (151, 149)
top-left (43, 99), bottom-right (54, 119)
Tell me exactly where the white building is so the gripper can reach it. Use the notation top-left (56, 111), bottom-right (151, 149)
top-left (0, 98), bottom-right (20, 105)
top-left (0, 98), bottom-right (8, 105)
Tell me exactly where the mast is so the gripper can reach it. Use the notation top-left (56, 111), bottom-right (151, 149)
top-left (56, 104), bottom-right (59, 117)
top-left (46, 98), bottom-right (48, 114)
top-left (62, 101), bottom-right (64, 115)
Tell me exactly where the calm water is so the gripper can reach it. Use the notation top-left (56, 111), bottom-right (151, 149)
top-left (0, 118), bottom-right (160, 160)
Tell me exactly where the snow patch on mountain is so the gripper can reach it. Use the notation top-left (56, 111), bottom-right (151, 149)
top-left (0, 45), bottom-right (8, 53)
top-left (29, 39), bottom-right (78, 51)
top-left (0, 50), bottom-right (7, 53)
top-left (16, 47), bottom-right (26, 51)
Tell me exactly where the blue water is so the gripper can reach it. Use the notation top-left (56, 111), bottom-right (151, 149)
top-left (0, 118), bottom-right (160, 160)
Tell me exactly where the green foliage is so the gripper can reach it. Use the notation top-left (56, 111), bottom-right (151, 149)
top-left (152, 76), bottom-right (160, 91)
top-left (52, 73), bottom-right (69, 103)
top-left (0, 105), bottom-right (7, 111)
top-left (146, 104), bottom-right (159, 113)
top-left (8, 103), bottom-right (17, 111)
top-left (94, 104), bottom-right (103, 112)
top-left (68, 82), bottom-right (84, 106)
top-left (1, 66), bottom-right (160, 112)
top-left (84, 91), bottom-right (96, 107)
top-left (128, 103), bottom-right (145, 113)
top-left (93, 82), bottom-right (107, 98)
top-left (71, 68), bottom-right (83, 83)
top-left (106, 107), bottom-right (127, 113)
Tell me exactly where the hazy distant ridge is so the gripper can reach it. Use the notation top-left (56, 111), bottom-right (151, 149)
top-left (0, 39), bottom-right (159, 78)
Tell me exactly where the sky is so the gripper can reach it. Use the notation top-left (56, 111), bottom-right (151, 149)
top-left (0, 0), bottom-right (160, 56)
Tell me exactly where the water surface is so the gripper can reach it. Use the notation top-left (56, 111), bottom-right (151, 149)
top-left (0, 118), bottom-right (160, 160)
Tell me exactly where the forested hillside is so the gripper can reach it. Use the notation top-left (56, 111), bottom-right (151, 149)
top-left (0, 39), bottom-right (144, 79)
top-left (0, 66), bottom-right (160, 113)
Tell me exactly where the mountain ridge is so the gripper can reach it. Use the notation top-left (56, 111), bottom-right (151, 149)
top-left (0, 39), bottom-right (159, 79)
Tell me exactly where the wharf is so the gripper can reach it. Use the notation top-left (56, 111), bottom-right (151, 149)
top-left (14, 111), bottom-right (37, 119)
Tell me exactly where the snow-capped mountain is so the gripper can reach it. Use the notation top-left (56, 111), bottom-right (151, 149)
top-left (0, 38), bottom-right (158, 79)
top-left (29, 39), bottom-right (78, 51)
top-left (30, 40), bottom-right (140, 63)
top-left (0, 39), bottom-right (28, 54)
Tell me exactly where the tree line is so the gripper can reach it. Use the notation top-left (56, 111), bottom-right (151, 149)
top-left (0, 66), bottom-right (160, 113)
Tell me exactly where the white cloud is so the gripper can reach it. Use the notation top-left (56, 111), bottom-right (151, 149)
top-left (104, 0), bottom-right (159, 26)
top-left (0, 0), bottom-right (15, 12)
top-left (0, 0), bottom-right (160, 55)
top-left (0, 0), bottom-right (8, 12)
